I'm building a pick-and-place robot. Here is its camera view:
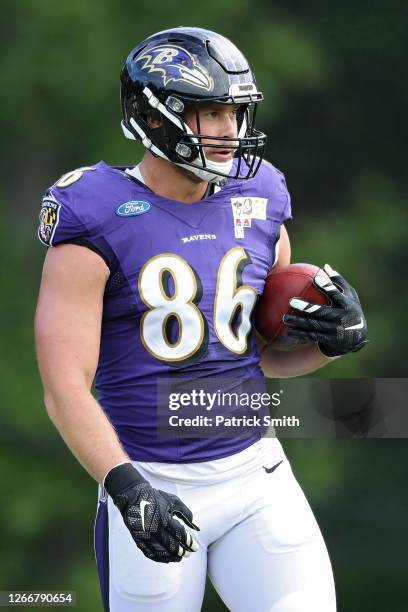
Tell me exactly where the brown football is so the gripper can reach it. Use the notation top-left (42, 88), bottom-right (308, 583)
top-left (255, 263), bottom-right (331, 351)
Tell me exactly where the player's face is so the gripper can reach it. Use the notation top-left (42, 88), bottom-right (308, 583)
top-left (184, 103), bottom-right (240, 163)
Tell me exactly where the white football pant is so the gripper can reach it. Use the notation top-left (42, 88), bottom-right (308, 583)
top-left (94, 438), bottom-right (336, 611)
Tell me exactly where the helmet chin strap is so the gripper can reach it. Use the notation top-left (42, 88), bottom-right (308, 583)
top-left (122, 120), bottom-right (233, 185)
top-left (177, 156), bottom-right (233, 185)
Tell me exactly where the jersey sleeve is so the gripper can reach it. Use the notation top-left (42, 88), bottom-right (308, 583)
top-left (38, 190), bottom-right (84, 247)
top-left (276, 169), bottom-right (292, 224)
top-left (256, 160), bottom-right (293, 225)
top-left (254, 160), bottom-right (293, 269)
top-left (37, 174), bottom-right (118, 273)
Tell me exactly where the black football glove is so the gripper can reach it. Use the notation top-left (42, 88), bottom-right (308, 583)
top-left (104, 463), bottom-right (199, 564)
top-left (283, 264), bottom-right (368, 357)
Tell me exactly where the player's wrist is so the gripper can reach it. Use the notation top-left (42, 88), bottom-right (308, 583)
top-left (104, 462), bottom-right (147, 498)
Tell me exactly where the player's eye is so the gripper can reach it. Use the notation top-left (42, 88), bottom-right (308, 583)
top-left (202, 108), bottom-right (238, 121)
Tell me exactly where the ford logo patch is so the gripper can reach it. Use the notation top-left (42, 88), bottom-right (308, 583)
top-left (116, 200), bottom-right (151, 217)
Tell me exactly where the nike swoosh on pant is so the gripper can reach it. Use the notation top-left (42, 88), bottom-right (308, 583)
top-left (344, 318), bottom-right (364, 331)
top-left (263, 460), bottom-right (283, 474)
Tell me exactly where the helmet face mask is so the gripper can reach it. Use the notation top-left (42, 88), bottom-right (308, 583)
top-left (177, 100), bottom-right (264, 182)
top-left (121, 27), bottom-right (267, 185)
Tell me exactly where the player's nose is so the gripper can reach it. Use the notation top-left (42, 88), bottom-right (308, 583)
top-left (221, 113), bottom-right (238, 139)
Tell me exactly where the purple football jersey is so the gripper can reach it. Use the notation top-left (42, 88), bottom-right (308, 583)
top-left (38, 160), bottom-right (292, 462)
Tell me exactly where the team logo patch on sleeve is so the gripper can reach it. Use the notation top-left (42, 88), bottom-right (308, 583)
top-left (38, 198), bottom-right (61, 246)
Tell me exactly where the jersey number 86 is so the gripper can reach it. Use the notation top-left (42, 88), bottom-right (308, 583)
top-left (138, 247), bottom-right (257, 363)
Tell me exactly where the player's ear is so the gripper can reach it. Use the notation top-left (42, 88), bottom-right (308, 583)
top-left (145, 111), bottom-right (162, 128)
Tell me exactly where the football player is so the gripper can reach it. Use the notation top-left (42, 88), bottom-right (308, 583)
top-left (35, 27), bottom-right (367, 611)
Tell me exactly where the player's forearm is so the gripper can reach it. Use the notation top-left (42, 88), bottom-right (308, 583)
top-left (43, 386), bottom-right (130, 483)
top-left (259, 343), bottom-right (339, 378)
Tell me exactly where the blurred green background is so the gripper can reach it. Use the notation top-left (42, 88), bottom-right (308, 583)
top-left (1, 1), bottom-right (407, 610)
